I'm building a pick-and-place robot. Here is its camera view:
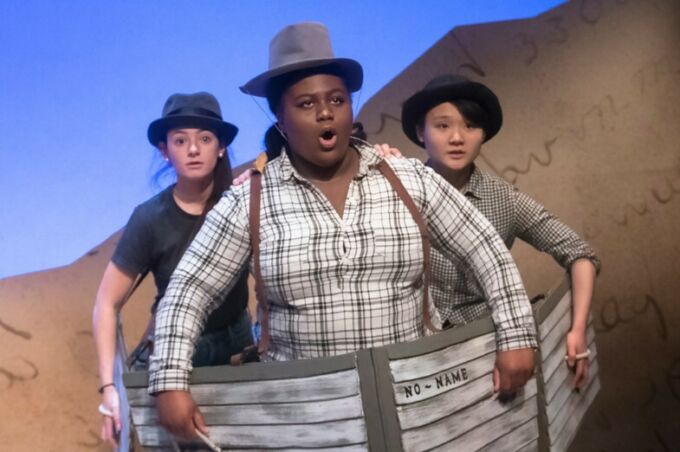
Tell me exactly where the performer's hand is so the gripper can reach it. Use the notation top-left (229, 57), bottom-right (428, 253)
top-left (493, 348), bottom-right (535, 403)
top-left (156, 390), bottom-right (208, 441)
top-left (373, 143), bottom-right (403, 159)
top-left (99, 386), bottom-right (121, 447)
top-left (232, 169), bottom-right (253, 187)
top-left (566, 328), bottom-right (589, 389)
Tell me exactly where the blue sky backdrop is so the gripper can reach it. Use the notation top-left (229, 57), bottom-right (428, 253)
top-left (0, 0), bottom-right (564, 278)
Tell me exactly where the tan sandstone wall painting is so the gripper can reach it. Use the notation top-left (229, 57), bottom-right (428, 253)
top-left (358, 0), bottom-right (680, 449)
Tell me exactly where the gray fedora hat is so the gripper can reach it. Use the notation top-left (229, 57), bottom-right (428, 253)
top-left (240, 22), bottom-right (363, 97)
top-left (147, 92), bottom-right (238, 146)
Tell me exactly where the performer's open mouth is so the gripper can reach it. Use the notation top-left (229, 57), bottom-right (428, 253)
top-left (319, 129), bottom-right (337, 149)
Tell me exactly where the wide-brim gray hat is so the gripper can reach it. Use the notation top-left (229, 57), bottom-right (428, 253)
top-left (401, 74), bottom-right (503, 147)
top-left (147, 92), bottom-right (238, 146)
top-left (240, 22), bottom-right (363, 97)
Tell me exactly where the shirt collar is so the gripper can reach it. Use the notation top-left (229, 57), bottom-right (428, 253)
top-left (423, 161), bottom-right (484, 199)
top-left (276, 138), bottom-right (381, 183)
top-left (460, 164), bottom-right (484, 199)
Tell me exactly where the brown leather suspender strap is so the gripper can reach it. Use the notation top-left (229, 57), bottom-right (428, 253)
top-left (249, 170), bottom-right (270, 354)
top-left (375, 160), bottom-right (440, 333)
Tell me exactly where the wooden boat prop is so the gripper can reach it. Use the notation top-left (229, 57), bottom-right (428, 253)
top-left (533, 276), bottom-right (600, 452)
top-left (119, 275), bottom-right (599, 451)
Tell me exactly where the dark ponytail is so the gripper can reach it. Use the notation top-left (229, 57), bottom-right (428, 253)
top-left (205, 141), bottom-right (233, 212)
top-left (263, 124), bottom-right (287, 160)
top-left (351, 121), bottom-right (367, 141)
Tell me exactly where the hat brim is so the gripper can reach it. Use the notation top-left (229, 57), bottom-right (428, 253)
top-left (401, 81), bottom-right (502, 147)
top-left (240, 58), bottom-right (363, 97)
top-left (147, 115), bottom-right (238, 147)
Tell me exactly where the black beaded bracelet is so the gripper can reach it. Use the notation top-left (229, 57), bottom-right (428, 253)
top-left (98, 383), bottom-right (115, 394)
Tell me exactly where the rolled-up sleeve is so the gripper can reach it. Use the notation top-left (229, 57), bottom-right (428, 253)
top-left (414, 162), bottom-right (537, 351)
top-left (513, 190), bottom-right (601, 274)
top-left (148, 185), bottom-right (252, 393)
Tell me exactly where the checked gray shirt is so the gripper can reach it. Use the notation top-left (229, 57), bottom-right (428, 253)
top-left (432, 165), bottom-right (601, 326)
top-left (148, 144), bottom-right (536, 393)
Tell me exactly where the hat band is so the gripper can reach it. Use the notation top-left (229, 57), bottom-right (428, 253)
top-left (166, 106), bottom-right (222, 120)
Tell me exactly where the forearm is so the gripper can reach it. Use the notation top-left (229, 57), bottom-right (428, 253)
top-left (92, 299), bottom-right (121, 387)
top-left (92, 262), bottom-right (135, 387)
top-left (569, 258), bottom-right (596, 333)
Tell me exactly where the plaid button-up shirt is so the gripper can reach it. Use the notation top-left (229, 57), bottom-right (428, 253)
top-left (432, 165), bottom-right (601, 326)
top-left (148, 143), bottom-right (536, 393)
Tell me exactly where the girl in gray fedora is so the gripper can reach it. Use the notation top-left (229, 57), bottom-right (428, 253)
top-left (92, 92), bottom-right (252, 447)
top-left (148, 23), bottom-right (537, 441)
top-left (400, 75), bottom-right (600, 390)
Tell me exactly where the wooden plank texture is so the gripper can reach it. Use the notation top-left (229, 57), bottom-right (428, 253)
top-left (131, 393), bottom-right (364, 426)
top-left (544, 334), bottom-right (598, 404)
top-left (128, 368), bottom-right (360, 406)
top-left (546, 360), bottom-right (600, 423)
top-left (401, 381), bottom-right (538, 452)
top-left (226, 447), bottom-right (369, 452)
top-left (551, 378), bottom-right (601, 452)
top-left (515, 438), bottom-right (539, 452)
top-left (125, 274), bottom-right (600, 452)
top-left (124, 353), bottom-right (359, 388)
top-left (538, 291), bottom-right (571, 341)
top-left (548, 372), bottom-right (600, 441)
top-left (476, 417), bottom-right (540, 452)
top-left (539, 311), bottom-right (572, 364)
top-left (532, 275), bottom-right (570, 325)
top-left (144, 444), bottom-right (366, 452)
top-left (389, 333), bottom-right (496, 382)
top-left (397, 372), bottom-right (538, 432)
top-left (385, 316), bottom-right (495, 360)
top-left (136, 418), bottom-right (367, 448)
top-left (425, 396), bottom-right (538, 452)
top-left (114, 326), bottom-right (133, 452)
top-left (539, 299), bottom-right (571, 358)
top-left (542, 326), bottom-right (596, 389)
top-left (392, 352), bottom-right (496, 405)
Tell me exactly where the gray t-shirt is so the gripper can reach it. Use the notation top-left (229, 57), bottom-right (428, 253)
top-left (112, 185), bottom-right (248, 332)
